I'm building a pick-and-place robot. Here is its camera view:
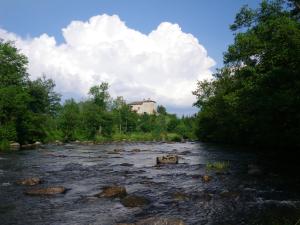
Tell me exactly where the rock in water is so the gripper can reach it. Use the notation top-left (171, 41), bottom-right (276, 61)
top-left (156, 155), bottom-right (178, 164)
top-left (202, 175), bottom-right (212, 183)
top-left (95, 186), bottom-right (127, 198)
top-left (16, 177), bottom-right (41, 186)
top-left (121, 195), bottom-right (150, 207)
top-left (24, 186), bottom-right (66, 196)
top-left (9, 142), bottom-right (20, 151)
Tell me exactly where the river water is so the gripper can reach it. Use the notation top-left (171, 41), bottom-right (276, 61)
top-left (0, 142), bottom-right (299, 225)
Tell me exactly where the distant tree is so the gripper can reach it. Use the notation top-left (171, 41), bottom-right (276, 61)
top-left (157, 105), bottom-right (167, 115)
top-left (89, 82), bottom-right (111, 110)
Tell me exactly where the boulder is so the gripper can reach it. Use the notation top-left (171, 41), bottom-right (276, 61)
top-left (9, 142), bottom-right (20, 151)
top-left (95, 186), bottom-right (127, 198)
top-left (34, 141), bottom-right (42, 148)
top-left (202, 175), bottom-right (212, 183)
top-left (16, 177), bottom-right (41, 186)
top-left (24, 186), bottom-right (66, 196)
top-left (121, 195), bottom-right (150, 208)
top-left (156, 155), bottom-right (178, 165)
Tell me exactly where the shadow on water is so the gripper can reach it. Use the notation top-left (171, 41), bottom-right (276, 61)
top-left (0, 142), bottom-right (299, 225)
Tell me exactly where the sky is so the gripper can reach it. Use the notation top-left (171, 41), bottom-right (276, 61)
top-left (0, 0), bottom-right (261, 115)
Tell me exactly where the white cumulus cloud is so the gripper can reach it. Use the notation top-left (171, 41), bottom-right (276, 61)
top-left (0, 14), bottom-right (215, 109)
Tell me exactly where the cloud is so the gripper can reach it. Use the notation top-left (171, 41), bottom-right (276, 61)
top-left (0, 14), bottom-right (215, 108)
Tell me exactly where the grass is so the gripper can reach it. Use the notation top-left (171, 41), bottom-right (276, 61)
top-left (206, 161), bottom-right (230, 171)
top-left (0, 140), bottom-right (10, 151)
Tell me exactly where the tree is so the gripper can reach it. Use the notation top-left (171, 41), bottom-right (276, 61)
top-left (193, 0), bottom-right (300, 148)
top-left (89, 82), bottom-right (111, 110)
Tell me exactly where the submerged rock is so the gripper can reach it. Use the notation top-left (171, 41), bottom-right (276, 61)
top-left (202, 175), bottom-right (212, 183)
top-left (156, 155), bottom-right (179, 164)
top-left (172, 192), bottom-right (189, 201)
top-left (9, 142), bottom-right (20, 151)
top-left (120, 163), bottom-right (134, 167)
top-left (121, 195), bottom-right (150, 207)
top-left (118, 217), bottom-right (185, 225)
top-left (16, 177), bottom-right (41, 186)
top-left (24, 186), bottom-right (66, 196)
top-left (108, 149), bottom-right (124, 154)
top-left (95, 186), bottom-right (127, 198)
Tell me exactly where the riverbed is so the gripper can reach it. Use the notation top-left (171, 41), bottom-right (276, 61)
top-left (0, 142), bottom-right (299, 225)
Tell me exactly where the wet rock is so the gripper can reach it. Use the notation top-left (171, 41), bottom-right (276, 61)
top-left (248, 164), bottom-right (262, 176)
top-left (119, 217), bottom-right (186, 225)
top-left (202, 175), bottom-right (212, 183)
top-left (220, 190), bottom-right (240, 198)
top-left (16, 177), bottom-right (41, 186)
top-left (82, 141), bottom-right (94, 145)
top-left (180, 150), bottom-right (191, 155)
top-left (130, 148), bottom-right (141, 152)
top-left (34, 141), bottom-right (42, 148)
top-left (21, 144), bottom-right (35, 150)
top-left (172, 192), bottom-right (189, 201)
top-left (108, 149), bottom-right (124, 154)
top-left (24, 186), bottom-right (67, 196)
top-left (120, 163), bottom-right (134, 167)
top-left (55, 140), bottom-right (63, 145)
top-left (121, 195), bottom-right (150, 207)
top-left (9, 142), bottom-right (20, 151)
top-left (156, 155), bottom-right (179, 164)
top-left (95, 186), bottom-right (127, 198)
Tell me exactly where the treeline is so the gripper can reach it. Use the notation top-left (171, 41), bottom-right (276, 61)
top-left (0, 41), bottom-right (196, 150)
top-left (193, 0), bottom-right (300, 148)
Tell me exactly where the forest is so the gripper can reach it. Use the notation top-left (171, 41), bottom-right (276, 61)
top-left (0, 44), bottom-right (196, 150)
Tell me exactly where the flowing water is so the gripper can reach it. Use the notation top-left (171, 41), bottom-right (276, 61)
top-left (0, 142), bottom-right (299, 225)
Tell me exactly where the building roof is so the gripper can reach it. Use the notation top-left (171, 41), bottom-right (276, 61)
top-left (128, 99), bottom-right (156, 105)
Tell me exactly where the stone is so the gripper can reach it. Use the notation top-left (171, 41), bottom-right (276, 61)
top-left (172, 192), bottom-right (189, 201)
top-left (202, 175), bottom-right (212, 183)
top-left (9, 142), bottom-right (20, 151)
top-left (16, 177), bottom-right (41, 186)
top-left (24, 186), bottom-right (66, 196)
top-left (95, 186), bottom-right (127, 198)
top-left (121, 195), bottom-right (150, 208)
top-left (156, 155), bottom-right (178, 164)
top-left (55, 140), bottom-right (63, 145)
top-left (108, 149), bottom-right (124, 154)
top-left (120, 163), bottom-right (134, 167)
top-left (130, 148), bottom-right (141, 152)
top-left (34, 141), bottom-right (42, 148)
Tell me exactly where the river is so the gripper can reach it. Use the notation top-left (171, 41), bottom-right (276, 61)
top-left (0, 142), bottom-right (299, 225)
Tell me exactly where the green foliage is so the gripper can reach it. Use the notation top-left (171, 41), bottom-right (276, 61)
top-left (206, 161), bottom-right (230, 171)
top-left (0, 41), bottom-right (196, 148)
top-left (193, 0), bottom-right (300, 148)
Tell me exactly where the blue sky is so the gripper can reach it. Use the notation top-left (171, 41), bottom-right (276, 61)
top-left (0, 0), bottom-right (261, 115)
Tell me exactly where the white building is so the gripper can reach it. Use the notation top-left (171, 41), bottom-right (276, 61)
top-left (128, 99), bottom-right (156, 115)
